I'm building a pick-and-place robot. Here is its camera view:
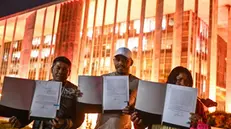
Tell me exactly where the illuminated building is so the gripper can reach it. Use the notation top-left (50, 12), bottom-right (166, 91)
top-left (0, 0), bottom-right (231, 128)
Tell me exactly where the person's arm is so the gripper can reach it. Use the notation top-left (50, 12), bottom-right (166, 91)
top-left (131, 112), bottom-right (149, 129)
top-left (122, 87), bottom-right (138, 114)
top-left (196, 99), bottom-right (207, 123)
top-left (9, 116), bottom-right (33, 128)
top-left (190, 99), bottom-right (207, 127)
top-left (53, 103), bottom-right (85, 129)
top-left (73, 107), bottom-right (85, 128)
top-left (66, 88), bottom-right (84, 129)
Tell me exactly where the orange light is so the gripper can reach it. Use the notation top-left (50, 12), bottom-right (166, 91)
top-left (208, 107), bottom-right (216, 113)
top-left (88, 114), bottom-right (97, 128)
top-left (227, 104), bottom-right (231, 113)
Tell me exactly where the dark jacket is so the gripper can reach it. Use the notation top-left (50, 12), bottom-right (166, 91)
top-left (20, 81), bottom-right (85, 129)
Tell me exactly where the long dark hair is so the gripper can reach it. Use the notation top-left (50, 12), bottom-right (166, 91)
top-left (166, 66), bottom-right (193, 87)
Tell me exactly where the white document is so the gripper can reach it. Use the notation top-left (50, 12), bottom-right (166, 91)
top-left (162, 84), bottom-right (197, 128)
top-left (78, 76), bottom-right (103, 105)
top-left (103, 76), bottom-right (129, 111)
top-left (135, 80), bottom-right (167, 115)
top-left (30, 81), bottom-right (62, 119)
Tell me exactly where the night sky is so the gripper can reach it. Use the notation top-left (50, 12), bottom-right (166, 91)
top-left (0, 0), bottom-right (57, 17)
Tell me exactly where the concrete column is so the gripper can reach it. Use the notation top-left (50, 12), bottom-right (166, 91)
top-left (151, 0), bottom-right (164, 82)
top-left (71, 0), bottom-right (84, 83)
top-left (6, 17), bottom-right (18, 75)
top-left (192, 0), bottom-right (199, 88)
top-left (136, 0), bottom-right (146, 77)
top-left (125, 0), bottom-right (132, 47)
top-left (19, 12), bottom-right (37, 78)
top-left (226, 5), bottom-right (231, 113)
top-left (46, 5), bottom-right (57, 80)
top-left (207, 0), bottom-right (218, 103)
top-left (172, 0), bottom-right (184, 69)
top-left (109, 0), bottom-right (118, 72)
top-left (0, 20), bottom-right (7, 85)
top-left (54, 0), bottom-right (84, 84)
top-left (97, 0), bottom-right (107, 75)
top-left (88, 0), bottom-right (98, 75)
top-left (78, 0), bottom-right (90, 75)
top-left (36, 8), bottom-right (47, 80)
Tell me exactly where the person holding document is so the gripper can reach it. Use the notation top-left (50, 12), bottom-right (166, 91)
top-left (95, 47), bottom-right (139, 129)
top-left (131, 66), bottom-right (207, 129)
top-left (9, 56), bottom-right (85, 129)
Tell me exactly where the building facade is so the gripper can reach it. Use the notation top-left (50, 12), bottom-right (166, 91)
top-left (0, 0), bottom-right (229, 128)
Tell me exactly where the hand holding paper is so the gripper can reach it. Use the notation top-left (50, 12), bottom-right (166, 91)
top-left (78, 76), bottom-right (103, 105)
top-left (162, 84), bottom-right (197, 128)
top-left (78, 75), bottom-right (129, 113)
top-left (122, 105), bottom-right (135, 115)
top-left (30, 80), bottom-right (62, 119)
top-left (103, 76), bottom-right (129, 111)
top-left (51, 117), bottom-right (65, 128)
top-left (135, 80), bottom-right (197, 128)
top-left (0, 77), bottom-right (62, 120)
top-left (9, 116), bottom-right (22, 128)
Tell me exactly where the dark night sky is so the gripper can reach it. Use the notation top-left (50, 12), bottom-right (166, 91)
top-left (0, 0), bottom-right (57, 17)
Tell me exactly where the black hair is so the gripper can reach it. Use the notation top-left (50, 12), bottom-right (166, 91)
top-left (166, 66), bottom-right (193, 87)
top-left (52, 56), bottom-right (72, 67)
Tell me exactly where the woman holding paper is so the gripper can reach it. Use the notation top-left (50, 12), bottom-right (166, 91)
top-left (131, 66), bottom-right (207, 129)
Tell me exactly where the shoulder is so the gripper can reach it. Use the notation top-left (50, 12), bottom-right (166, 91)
top-left (129, 74), bottom-right (139, 80)
top-left (101, 72), bottom-right (116, 76)
top-left (102, 72), bottom-right (139, 79)
top-left (61, 81), bottom-right (78, 99)
top-left (129, 74), bottom-right (139, 90)
top-left (129, 74), bottom-right (139, 84)
top-left (65, 81), bottom-right (78, 89)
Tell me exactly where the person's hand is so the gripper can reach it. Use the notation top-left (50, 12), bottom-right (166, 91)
top-left (131, 112), bottom-right (146, 129)
top-left (76, 89), bottom-right (83, 97)
top-left (9, 116), bottom-right (22, 128)
top-left (50, 117), bottom-right (66, 128)
top-left (189, 113), bottom-right (202, 127)
top-left (122, 105), bottom-right (134, 115)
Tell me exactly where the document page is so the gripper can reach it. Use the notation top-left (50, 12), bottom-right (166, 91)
top-left (103, 76), bottom-right (129, 111)
top-left (162, 84), bottom-right (197, 128)
top-left (30, 80), bottom-right (62, 119)
top-left (78, 76), bottom-right (103, 104)
top-left (135, 80), bottom-right (167, 115)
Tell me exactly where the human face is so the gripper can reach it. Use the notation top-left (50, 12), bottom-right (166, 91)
top-left (52, 61), bottom-right (71, 82)
top-left (113, 55), bottom-right (132, 75)
top-left (175, 72), bottom-right (190, 87)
